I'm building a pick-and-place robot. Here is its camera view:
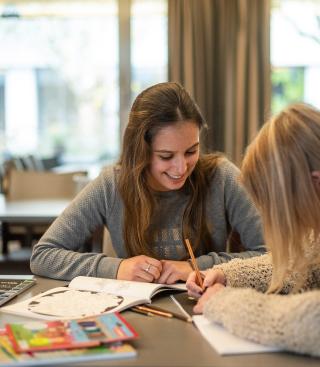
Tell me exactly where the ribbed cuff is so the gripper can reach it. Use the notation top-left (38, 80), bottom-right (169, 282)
top-left (95, 256), bottom-right (123, 279)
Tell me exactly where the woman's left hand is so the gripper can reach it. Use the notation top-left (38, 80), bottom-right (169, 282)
top-left (157, 260), bottom-right (193, 284)
top-left (193, 283), bottom-right (225, 314)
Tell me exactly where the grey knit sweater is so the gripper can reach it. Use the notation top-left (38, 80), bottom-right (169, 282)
top-left (204, 254), bottom-right (320, 357)
top-left (30, 158), bottom-right (265, 280)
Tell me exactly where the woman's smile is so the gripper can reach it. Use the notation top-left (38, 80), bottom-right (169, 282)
top-left (147, 120), bottom-right (200, 191)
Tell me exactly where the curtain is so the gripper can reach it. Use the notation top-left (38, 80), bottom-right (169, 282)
top-left (168, 0), bottom-right (271, 165)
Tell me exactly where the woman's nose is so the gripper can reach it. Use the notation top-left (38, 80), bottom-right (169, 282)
top-left (173, 156), bottom-right (187, 174)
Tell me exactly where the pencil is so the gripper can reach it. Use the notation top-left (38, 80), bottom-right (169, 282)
top-left (147, 304), bottom-right (192, 323)
top-left (136, 305), bottom-right (192, 323)
top-left (136, 305), bottom-right (173, 318)
top-left (170, 295), bottom-right (192, 321)
top-left (131, 306), bottom-right (155, 317)
top-left (185, 238), bottom-right (204, 289)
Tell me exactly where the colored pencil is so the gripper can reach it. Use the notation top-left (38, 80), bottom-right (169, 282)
top-left (136, 305), bottom-right (192, 323)
top-left (185, 238), bottom-right (204, 289)
top-left (130, 306), bottom-right (155, 317)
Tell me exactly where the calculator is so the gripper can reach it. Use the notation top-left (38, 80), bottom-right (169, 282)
top-left (0, 276), bottom-right (36, 306)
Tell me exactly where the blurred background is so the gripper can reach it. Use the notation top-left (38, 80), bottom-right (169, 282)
top-left (0, 0), bottom-right (319, 268)
top-left (0, 0), bottom-right (319, 169)
top-left (0, 0), bottom-right (167, 170)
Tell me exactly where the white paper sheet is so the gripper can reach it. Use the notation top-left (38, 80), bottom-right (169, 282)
top-left (193, 315), bottom-right (280, 355)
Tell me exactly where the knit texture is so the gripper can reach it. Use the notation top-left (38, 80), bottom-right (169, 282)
top-left (204, 255), bottom-right (320, 356)
top-left (215, 253), bottom-right (320, 293)
top-left (215, 254), bottom-right (273, 292)
top-left (30, 158), bottom-right (265, 280)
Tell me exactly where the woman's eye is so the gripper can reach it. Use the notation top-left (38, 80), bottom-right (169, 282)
top-left (159, 156), bottom-right (172, 160)
top-left (186, 150), bottom-right (197, 156)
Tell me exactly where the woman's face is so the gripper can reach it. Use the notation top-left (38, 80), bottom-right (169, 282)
top-left (147, 120), bottom-right (200, 191)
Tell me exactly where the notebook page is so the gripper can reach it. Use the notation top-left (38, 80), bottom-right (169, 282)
top-left (193, 315), bottom-right (280, 355)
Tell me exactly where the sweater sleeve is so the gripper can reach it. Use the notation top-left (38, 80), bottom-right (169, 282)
top-left (215, 254), bottom-right (272, 292)
top-left (214, 254), bottom-right (320, 293)
top-left (30, 167), bottom-right (122, 280)
top-left (196, 160), bottom-right (266, 269)
top-left (203, 287), bottom-right (320, 357)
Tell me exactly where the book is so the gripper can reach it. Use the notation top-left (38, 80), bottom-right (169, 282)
top-left (192, 315), bottom-right (280, 355)
top-left (6, 313), bottom-right (138, 353)
top-left (0, 276), bottom-right (186, 320)
top-left (0, 330), bottom-right (137, 366)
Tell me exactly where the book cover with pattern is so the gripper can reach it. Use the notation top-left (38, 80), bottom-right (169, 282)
top-left (6, 313), bottom-right (138, 353)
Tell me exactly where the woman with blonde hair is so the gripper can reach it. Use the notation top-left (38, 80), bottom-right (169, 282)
top-left (31, 82), bottom-right (264, 282)
top-left (187, 103), bottom-right (320, 356)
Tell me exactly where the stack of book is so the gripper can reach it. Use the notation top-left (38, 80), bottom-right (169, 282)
top-left (0, 313), bottom-right (137, 366)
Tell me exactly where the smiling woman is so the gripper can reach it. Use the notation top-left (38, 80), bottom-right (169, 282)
top-left (30, 82), bottom-right (266, 284)
top-left (147, 121), bottom-right (200, 192)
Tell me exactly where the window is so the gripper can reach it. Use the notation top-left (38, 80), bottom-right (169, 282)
top-left (271, 0), bottom-right (320, 113)
top-left (131, 0), bottom-right (167, 99)
top-left (0, 0), bottom-right (167, 164)
top-left (0, 73), bottom-right (4, 132)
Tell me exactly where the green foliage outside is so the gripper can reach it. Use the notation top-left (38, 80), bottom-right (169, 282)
top-left (271, 67), bottom-right (305, 114)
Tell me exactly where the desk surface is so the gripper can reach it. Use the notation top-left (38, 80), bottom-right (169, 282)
top-left (0, 194), bottom-right (70, 222)
top-left (0, 277), bottom-right (319, 367)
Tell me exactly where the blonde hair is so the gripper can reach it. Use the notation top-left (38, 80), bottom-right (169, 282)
top-left (241, 103), bottom-right (320, 292)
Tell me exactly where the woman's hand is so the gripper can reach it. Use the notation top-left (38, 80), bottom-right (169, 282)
top-left (116, 255), bottom-right (162, 282)
top-left (193, 283), bottom-right (225, 314)
top-left (186, 268), bottom-right (226, 298)
top-left (157, 260), bottom-right (193, 284)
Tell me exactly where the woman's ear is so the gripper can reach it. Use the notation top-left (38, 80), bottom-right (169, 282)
top-left (311, 171), bottom-right (320, 190)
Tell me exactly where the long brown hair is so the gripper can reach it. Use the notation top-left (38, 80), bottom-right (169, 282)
top-left (118, 82), bottom-right (219, 257)
top-left (241, 103), bottom-right (320, 292)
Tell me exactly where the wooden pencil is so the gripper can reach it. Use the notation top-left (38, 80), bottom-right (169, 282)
top-left (185, 238), bottom-right (204, 289)
top-left (131, 306), bottom-right (155, 317)
top-left (136, 305), bottom-right (173, 318)
top-left (136, 305), bottom-right (192, 323)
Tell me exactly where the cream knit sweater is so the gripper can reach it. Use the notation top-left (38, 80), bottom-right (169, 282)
top-left (203, 254), bottom-right (320, 357)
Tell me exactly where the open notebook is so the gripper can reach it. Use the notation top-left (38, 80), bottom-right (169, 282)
top-left (1, 276), bottom-right (186, 320)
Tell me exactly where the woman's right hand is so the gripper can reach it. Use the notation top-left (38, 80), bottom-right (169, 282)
top-left (116, 255), bottom-right (162, 282)
top-left (186, 268), bottom-right (226, 299)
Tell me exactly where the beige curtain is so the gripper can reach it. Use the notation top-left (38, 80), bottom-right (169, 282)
top-left (169, 0), bottom-right (271, 165)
